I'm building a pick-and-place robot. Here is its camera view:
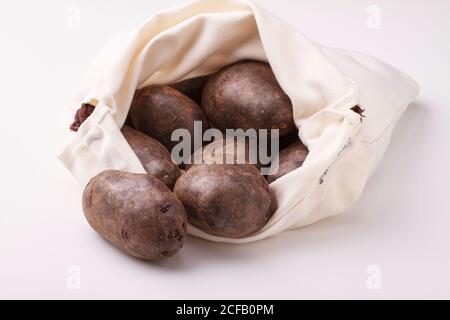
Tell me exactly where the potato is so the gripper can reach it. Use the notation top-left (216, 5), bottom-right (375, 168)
top-left (122, 126), bottom-right (180, 189)
top-left (279, 130), bottom-right (301, 150)
top-left (174, 164), bottom-right (275, 238)
top-left (130, 85), bottom-right (209, 152)
top-left (82, 170), bottom-right (187, 260)
top-left (70, 103), bottom-right (95, 132)
top-left (185, 137), bottom-right (261, 171)
top-left (267, 140), bottom-right (309, 183)
top-left (202, 61), bottom-right (296, 137)
top-left (124, 114), bottom-right (135, 129)
top-left (170, 75), bottom-right (209, 106)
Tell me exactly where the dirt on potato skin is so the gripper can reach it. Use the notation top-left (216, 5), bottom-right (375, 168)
top-left (267, 140), bottom-right (309, 183)
top-left (82, 170), bottom-right (187, 260)
top-left (121, 126), bottom-right (180, 189)
top-left (174, 164), bottom-right (275, 238)
top-left (130, 85), bottom-right (209, 153)
top-left (202, 61), bottom-right (297, 137)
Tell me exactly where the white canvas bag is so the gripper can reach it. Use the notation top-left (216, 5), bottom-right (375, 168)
top-left (59, 0), bottom-right (419, 244)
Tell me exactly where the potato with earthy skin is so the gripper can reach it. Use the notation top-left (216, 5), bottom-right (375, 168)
top-left (185, 137), bottom-right (262, 171)
top-left (121, 126), bottom-right (180, 189)
top-left (124, 114), bottom-right (135, 129)
top-left (82, 170), bottom-right (187, 260)
top-left (170, 75), bottom-right (209, 106)
top-left (70, 103), bottom-right (95, 132)
top-left (202, 61), bottom-right (296, 137)
top-left (279, 130), bottom-right (301, 150)
top-left (174, 164), bottom-right (275, 238)
top-left (130, 85), bottom-right (209, 152)
top-left (267, 140), bottom-right (309, 183)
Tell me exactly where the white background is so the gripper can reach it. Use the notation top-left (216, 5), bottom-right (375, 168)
top-left (1, 0), bottom-right (449, 299)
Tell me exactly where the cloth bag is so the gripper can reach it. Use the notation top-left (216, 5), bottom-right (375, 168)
top-left (59, 0), bottom-right (419, 244)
